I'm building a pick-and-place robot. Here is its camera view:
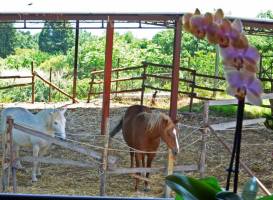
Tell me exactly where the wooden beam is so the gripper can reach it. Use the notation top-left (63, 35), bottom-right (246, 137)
top-left (210, 118), bottom-right (265, 131)
top-left (34, 72), bottom-right (79, 103)
top-left (18, 156), bottom-right (97, 168)
top-left (13, 123), bottom-right (118, 165)
top-left (208, 93), bottom-right (273, 106)
top-left (108, 164), bottom-right (198, 174)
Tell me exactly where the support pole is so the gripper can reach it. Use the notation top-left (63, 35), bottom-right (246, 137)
top-left (199, 101), bottom-right (208, 178)
top-left (100, 17), bottom-right (114, 196)
top-left (72, 20), bottom-right (79, 103)
top-left (165, 16), bottom-right (182, 198)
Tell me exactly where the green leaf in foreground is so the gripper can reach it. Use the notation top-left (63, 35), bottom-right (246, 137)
top-left (166, 174), bottom-right (218, 200)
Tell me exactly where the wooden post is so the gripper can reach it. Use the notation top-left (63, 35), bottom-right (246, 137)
top-left (1, 121), bottom-right (8, 192)
top-left (48, 68), bottom-right (52, 102)
top-left (189, 70), bottom-right (196, 112)
top-left (87, 74), bottom-right (95, 103)
top-left (1, 116), bottom-right (15, 192)
top-left (31, 62), bottom-right (35, 104)
top-left (212, 45), bottom-right (220, 97)
top-left (165, 16), bottom-right (182, 198)
top-left (199, 101), bottom-right (208, 178)
top-left (72, 20), bottom-right (79, 103)
top-left (7, 118), bottom-right (17, 193)
top-left (100, 17), bottom-right (114, 195)
top-left (115, 58), bottom-right (120, 97)
top-left (140, 62), bottom-right (147, 106)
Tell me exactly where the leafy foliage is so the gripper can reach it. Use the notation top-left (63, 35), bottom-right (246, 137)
top-left (166, 174), bottom-right (273, 200)
top-left (0, 22), bottom-right (16, 58)
top-left (38, 21), bottom-right (74, 54)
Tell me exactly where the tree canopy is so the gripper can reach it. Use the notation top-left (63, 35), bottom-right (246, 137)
top-left (38, 21), bottom-right (74, 54)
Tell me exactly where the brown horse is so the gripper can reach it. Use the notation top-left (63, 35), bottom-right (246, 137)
top-left (110, 105), bottom-right (179, 191)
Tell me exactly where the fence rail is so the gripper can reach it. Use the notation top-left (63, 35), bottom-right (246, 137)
top-left (87, 61), bottom-right (227, 111)
top-left (0, 62), bottom-right (78, 103)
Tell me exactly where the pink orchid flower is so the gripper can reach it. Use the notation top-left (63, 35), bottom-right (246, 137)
top-left (226, 71), bottom-right (263, 105)
top-left (221, 46), bottom-right (260, 73)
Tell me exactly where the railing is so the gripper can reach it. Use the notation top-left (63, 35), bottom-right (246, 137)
top-left (87, 61), bottom-right (227, 111)
top-left (0, 62), bottom-right (78, 103)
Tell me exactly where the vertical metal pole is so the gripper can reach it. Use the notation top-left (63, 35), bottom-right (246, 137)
top-left (31, 62), bottom-right (35, 104)
top-left (48, 68), bottom-right (52, 102)
top-left (165, 16), bottom-right (182, 198)
top-left (100, 17), bottom-right (114, 196)
top-left (200, 101), bottom-right (208, 178)
top-left (213, 45), bottom-right (220, 97)
top-left (140, 62), bottom-right (147, 106)
top-left (72, 20), bottom-right (79, 103)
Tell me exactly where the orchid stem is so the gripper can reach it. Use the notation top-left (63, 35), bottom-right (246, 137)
top-left (226, 98), bottom-right (245, 193)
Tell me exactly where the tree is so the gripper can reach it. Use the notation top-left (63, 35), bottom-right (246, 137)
top-left (0, 23), bottom-right (16, 58)
top-left (38, 21), bottom-right (74, 54)
top-left (15, 31), bottom-right (38, 49)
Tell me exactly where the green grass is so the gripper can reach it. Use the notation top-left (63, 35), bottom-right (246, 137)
top-left (179, 102), bottom-right (271, 119)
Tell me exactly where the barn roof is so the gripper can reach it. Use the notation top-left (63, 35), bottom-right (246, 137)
top-left (0, 0), bottom-right (272, 36)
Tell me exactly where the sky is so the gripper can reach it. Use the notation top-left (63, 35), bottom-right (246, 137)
top-left (1, 0), bottom-right (272, 39)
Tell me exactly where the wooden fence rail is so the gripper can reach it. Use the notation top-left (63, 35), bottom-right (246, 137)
top-left (87, 61), bottom-right (228, 111)
top-left (0, 64), bottom-right (78, 104)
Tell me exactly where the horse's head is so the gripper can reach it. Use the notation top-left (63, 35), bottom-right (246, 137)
top-left (159, 115), bottom-right (180, 156)
top-left (49, 108), bottom-right (67, 140)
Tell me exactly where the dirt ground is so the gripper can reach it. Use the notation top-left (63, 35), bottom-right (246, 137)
top-left (0, 97), bottom-right (273, 198)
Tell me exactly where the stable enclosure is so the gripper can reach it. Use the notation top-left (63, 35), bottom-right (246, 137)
top-left (0, 6), bottom-right (273, 200)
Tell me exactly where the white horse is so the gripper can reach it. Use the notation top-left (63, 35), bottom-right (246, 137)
top-left (0, 107), bottom-right (67, 182)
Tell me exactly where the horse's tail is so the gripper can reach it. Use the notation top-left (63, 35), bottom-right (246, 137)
top-left (110, 118), bottom-right (123, 138)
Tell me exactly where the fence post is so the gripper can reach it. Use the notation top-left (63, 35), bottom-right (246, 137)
top-left (140, 62), bottom-right (147, 106)
top-left (200, 101), bottom-right (209, 178)
top-left (1, 116), bottom-right (16, 192)
top-left (115, 58), bottom-right (120, 97)
top-left (189, 70), bottom-right (196, 112)
top-left (31, 62), bottom-right (35, 104)
top-left (213, 45), bottom-right (220, 97)
top-left (48, 68), bottom-right (52, 102)
top-left (87, 74), bottom-right (95, 103)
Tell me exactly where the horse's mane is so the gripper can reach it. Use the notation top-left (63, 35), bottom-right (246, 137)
top-left (142, 112), bottom-right (172, 133)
